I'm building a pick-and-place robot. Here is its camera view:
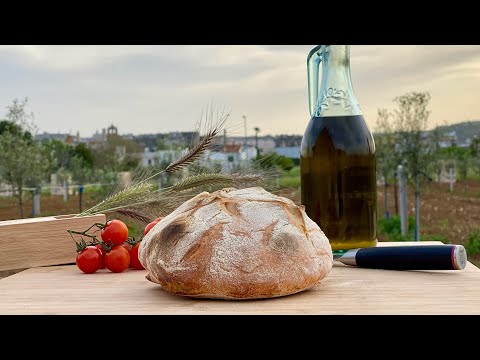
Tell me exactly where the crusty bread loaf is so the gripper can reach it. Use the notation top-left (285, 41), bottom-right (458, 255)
top-left (138, 187), bottom-right (333, 300)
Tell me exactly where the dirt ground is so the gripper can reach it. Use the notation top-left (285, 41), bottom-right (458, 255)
top-left (1, 180), bottom-right (479, 278)
top-left (0, 194), bottom-right (98, 221)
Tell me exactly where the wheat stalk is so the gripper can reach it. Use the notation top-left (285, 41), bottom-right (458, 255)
top-left (164, 105), bottom-right (229, 173)
top-left (75, 104), bottom-right (270, 223)
top-left (114, 208), bottom-right (153, 224)
top-left (165, 130), bottom-right (220, 173)
top-left (167, 173), bottom-right (259, 192)
top-left (80, 172), bottom-right (265, 218)
top-left (79, 182), bottom-right (155, 217)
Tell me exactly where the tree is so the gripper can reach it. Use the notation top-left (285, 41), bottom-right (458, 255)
top-left (469, 137), bottom-right (480, 180)
top-left (441, 145), bottom-right (472, 192)
top-left (156, 138), bottom-right (169, 151)
top-left (42, 139), bottom-right (96, 185)
top-left (455, 149), bottom-right (469, 192)
top-left (471, 136), bottom-right (480, 156)
top-left (93, 133), bottom-right (142, 172)
top-left (428, 127), bottom-right (444, 183)
top-left (254, 127), bottom-right (261, 155)
top-left (0, 98), bottom-right (50, 218)
top-left (255, 153), bottom-right (294, 172)
top-left (69, 143), bottom-right (95, 185)
top-left (392, 92), bottom-right (433, 241)
top-left (0, 120), bottom-right (32, 140)
top-left (69, 155), bottom-right (94, 186)
top-left (374, 108), bottom-right (398, 219)
top-left (393, 92), bottom-right (432, 180)
top-left (42, 139), bottom-right (72, 173)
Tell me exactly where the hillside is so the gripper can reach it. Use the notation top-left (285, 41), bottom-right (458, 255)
top-left (435, 120), bottom-right (480, 143)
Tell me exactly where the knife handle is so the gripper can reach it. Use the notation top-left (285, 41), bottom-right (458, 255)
top-left (355, 245), bottom-right (467, 270)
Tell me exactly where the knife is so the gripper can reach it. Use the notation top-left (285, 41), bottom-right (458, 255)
top-left (333, 244), bottom-right (467, 270)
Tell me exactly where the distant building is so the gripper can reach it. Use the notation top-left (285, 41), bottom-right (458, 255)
top-left (273, 135), bottom-right (303, 147)
top-left (90, 129), bottom-right (107, 143)
top-left (84, 124), bottom-right (124, 150)
top-left (133, 131), bottom-right (200, 152)
top-left (223, 144), bottom-right (243, 164)
top-left (274, 146), bottom-right (300, 159)
top-left (107, 124), bottom-right (118, 136)
top-left (225, 136), bottom-right (276, 154)
top-left (139, 149), bottom-right (184, 167)
top-left (36, 132), bottom-right (76, 144)
top-left (438, 131), bottom-right (458, 148)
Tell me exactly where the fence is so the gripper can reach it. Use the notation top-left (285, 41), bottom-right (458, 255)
top-left (0, 181), bottom-right (116, 218)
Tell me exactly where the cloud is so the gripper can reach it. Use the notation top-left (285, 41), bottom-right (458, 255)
top-left (0, 45), bottom-right (168, 71)
top-left (1, 45), bottom-right (480, 136)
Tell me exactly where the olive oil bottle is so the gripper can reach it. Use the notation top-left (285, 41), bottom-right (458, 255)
top-left (300, 45), bottom-right (377, 252)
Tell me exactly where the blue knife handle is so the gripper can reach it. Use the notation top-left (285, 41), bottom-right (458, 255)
top-left (355, 245), bottom-right (467, 270)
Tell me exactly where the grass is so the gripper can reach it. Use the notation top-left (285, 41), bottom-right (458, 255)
top-left (279, 166), bottom-right (300, 188)
top-left (378, 215), bottom-right (415, 242)
top-left (378, 215), bottom-right (449, 243)
top-left (465, 230), bottom-right (480, 255)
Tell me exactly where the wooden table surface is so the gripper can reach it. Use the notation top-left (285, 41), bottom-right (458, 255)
top-left (1, 241), bottom-right (479, 315)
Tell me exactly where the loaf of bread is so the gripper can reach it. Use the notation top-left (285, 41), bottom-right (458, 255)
top-left (138, 187), bottom-right (333, 300)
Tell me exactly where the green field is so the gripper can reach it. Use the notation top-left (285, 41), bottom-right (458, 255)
top-left (279, 166), bottom-right (301, 188)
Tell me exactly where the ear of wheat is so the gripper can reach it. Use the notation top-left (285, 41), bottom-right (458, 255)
top-left (76, 105), bottom-right (267, 222)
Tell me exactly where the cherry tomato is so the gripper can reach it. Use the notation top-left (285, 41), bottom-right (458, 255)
top-left (95, 243), bottom-right (107, 269)
top-left (143, 220), bottom-right (159, 236)
top-left (118, 243), bottom-right (133, 267)
top-left (129, 242), bottom-right (145, 270)
top-left (121, 243), bottom-right (132, 266)
top-left (104, 246), bottom-right (130, 273)
top-left (76, 246), bottom-right (103, 274)
top-left (101, 220), bottom-right (129, 247)
top-left (120, 242), bottom-right (132, 253)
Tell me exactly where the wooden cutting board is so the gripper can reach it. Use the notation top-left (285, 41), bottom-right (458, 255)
top-left (0, 214), bottom-right (106, 272)
top-left (0, 241), bottom-right (478, 314)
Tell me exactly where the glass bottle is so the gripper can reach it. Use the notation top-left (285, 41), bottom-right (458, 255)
top-left (300, 45), bottom-right (377, 252)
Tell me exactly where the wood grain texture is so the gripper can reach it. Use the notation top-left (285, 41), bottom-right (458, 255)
top-left (0, 241), bottom-right (478, 315)
top-left (0, 214), bottom-right (106, 271)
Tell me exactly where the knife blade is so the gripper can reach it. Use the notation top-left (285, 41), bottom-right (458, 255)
top-left (333, 244), bottom-right (467, 271)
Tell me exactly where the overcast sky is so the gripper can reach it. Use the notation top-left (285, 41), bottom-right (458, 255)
top-left (1, 45), bottom-right (479, 138)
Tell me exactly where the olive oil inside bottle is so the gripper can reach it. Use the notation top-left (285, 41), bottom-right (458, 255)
top-left (300, 115), bottom-right (377, 251)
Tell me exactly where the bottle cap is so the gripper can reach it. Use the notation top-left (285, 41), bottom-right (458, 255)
top-left (452, 245), bottom-right (467, 270)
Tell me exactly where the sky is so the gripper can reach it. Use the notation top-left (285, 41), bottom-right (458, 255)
top-left (1, 45), bottom-right (480, 138)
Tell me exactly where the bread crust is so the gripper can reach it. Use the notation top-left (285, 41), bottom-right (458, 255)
top-left (139, 187), bottom-right (333, 299)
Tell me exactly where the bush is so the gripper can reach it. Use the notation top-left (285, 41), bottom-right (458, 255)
top-left (421, 233), bottom-right (449, 243)
top-left (280, 166), bottom-right (300, 188)
top-left (378, 215), bottom-right (450, 243)
top-left (378, 215), bottom-right (415, 241)
top-left (255, 153), bottom-right (295, 172)
top-left (465, 230), bottom-right (480, 255)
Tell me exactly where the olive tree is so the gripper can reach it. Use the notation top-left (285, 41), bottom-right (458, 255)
top-left (392, 92), bottom-right (433, 240)
top-left (428, 127), bottom-right (444, 183)
top-left (0, 98), bottom-right (50, 218)
top-left (469, 137), bottom-right (480, 183)
top-left (374, 108), bottom-right (398, 219)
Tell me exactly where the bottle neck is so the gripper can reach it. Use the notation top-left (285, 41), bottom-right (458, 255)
top-left (314, 45), bottom-right (362, 117)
